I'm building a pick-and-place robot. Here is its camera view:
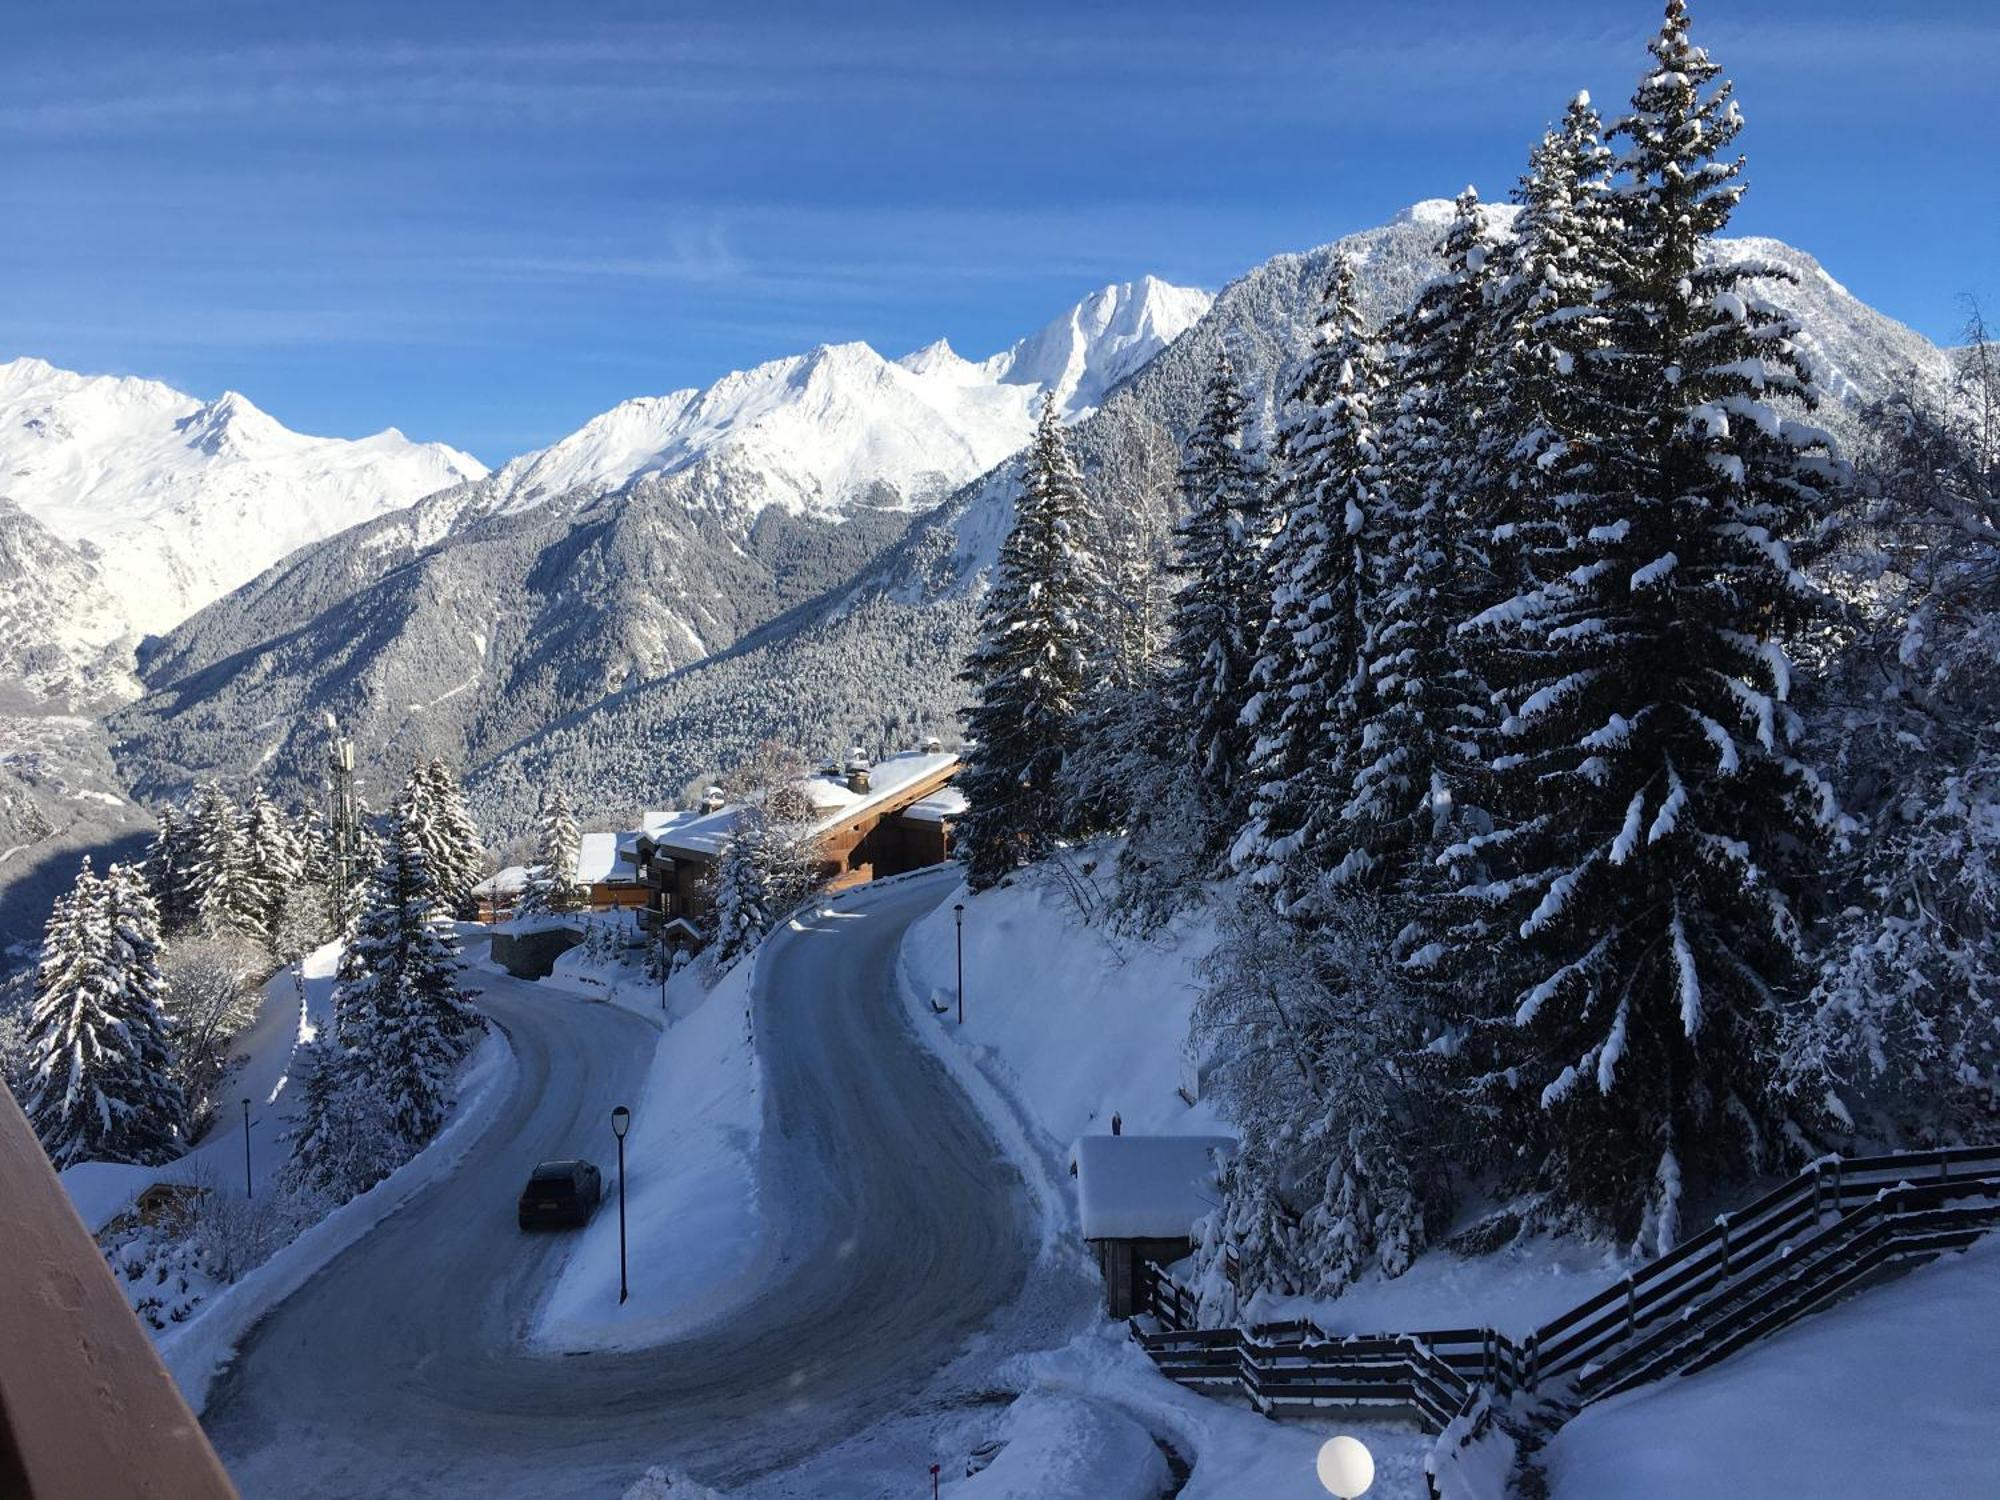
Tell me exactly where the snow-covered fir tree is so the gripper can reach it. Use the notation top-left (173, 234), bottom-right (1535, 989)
top-left (410, 759), bottom-right (485, 918)
top-left (1162, 350), bottom-right (1269, 862)
top-left (282, 1035), bottom-right (405, 1202)
top-left (1468, 93), bottom-right (1620, 592)
top-left (330, 792), bottom-right (479, 1147)
top-left (1446, 1), bottom-right (1845, 1244)
top-left (1342, 188), bottom-right (1496, 895)
top-left (521, 787), bottom-right (585, 914)
top-left (706, 809), bottom-right (818, 970)
top-left (142, 804), bottom-right (200, 935)
top-left (1189, 890), bottom-right (1444, 1311)
top-left (957, 396), bottom-right (1103, 889)
top-left (24, 860), bottom-right (188, 1168)
top-left (241, 784), bottom-right (299, 946)
top-left (185, 780), bottom-right (262, 941)
top-left (1233, 256), bottom-right (1393, 913)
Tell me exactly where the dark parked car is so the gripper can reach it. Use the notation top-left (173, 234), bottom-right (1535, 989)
top-left (517, 1159), bottom-right (603, 1230)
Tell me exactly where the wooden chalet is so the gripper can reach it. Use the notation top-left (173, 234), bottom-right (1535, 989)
top-left (629, 747), bottom-right (964, 950)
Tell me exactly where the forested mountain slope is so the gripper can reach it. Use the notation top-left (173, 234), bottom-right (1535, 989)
top-left (463, 202), bottom-right (1949, 836)
top-left (109, 280), bottom-right (1209, 814)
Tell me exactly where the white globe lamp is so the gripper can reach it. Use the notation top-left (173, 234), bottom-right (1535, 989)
top-left (1316, 1434), bottom-right (1375, 1498)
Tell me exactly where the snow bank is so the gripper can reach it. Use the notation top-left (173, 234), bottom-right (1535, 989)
top-left (531, 959), bottom-right (765, 1350)
top-left (164, 1027), bottom-right (514, 1412)
top-left (1543, 1236), bottom-right (2000, 1498)
top-left (944, 1388), bottom-right (1167, 1499)
top-left (1260, 1233), bottom-right (1629, 1341)
top-left (898, 859), bottom-right (1224, 1152)
top-left (997, 1329), bottom-right (1437, 1500)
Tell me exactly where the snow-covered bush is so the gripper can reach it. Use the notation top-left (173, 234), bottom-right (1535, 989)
top-left (1189, 888), bottom-right (1447, 1312)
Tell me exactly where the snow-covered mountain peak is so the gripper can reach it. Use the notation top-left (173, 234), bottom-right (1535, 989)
top-left (479, 277), bottom-right (1211, 523)
top-left (0, 356), bottom-right (487, 638)
top-left (896, 338), bottom-right (978, 380)
top-left (990, 276), bottom-right (1213, 417)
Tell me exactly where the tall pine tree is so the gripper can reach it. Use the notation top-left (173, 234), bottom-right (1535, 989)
top-left (334, 790), bottom-right (478, 1145)
top-left (1342, 188), bottom-right (1497, 897)
top-left (1164, 350), bottom-right (1269, 863)
top-left (957, 395), bottom-right (1101, 889)
top-left (522, 788), bottom-right (585, 915)
top-left (409, 759), bottom-right (485, 918)
top-left (24, 860), bottom-right (187, 1167)
top-left (1448, 0), bottom-right (1844, 1245)
top-left (1233, 255), bottom-right (1394, 914)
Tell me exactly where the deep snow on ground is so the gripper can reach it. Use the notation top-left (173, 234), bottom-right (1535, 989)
top-left (531, 953), bottom-right (767, 1350)
top-left (1261, 1234), bottom-right (1630, 1341)
top-left (899, 856), bottom-right (1225, 1145)
top-left (1543, 1234), bottom-right (2000, 1499)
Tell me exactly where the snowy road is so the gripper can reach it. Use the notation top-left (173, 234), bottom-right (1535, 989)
top-left (203, 873), bottom-right (1036, 1497)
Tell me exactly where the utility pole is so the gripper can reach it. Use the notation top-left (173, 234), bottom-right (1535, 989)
top-left (954, 902), bottom-right (965, 1025)
top-left (325, 718), bottom-right (359, 932)
top-left (241, 1099), bottom-right (253, 1198)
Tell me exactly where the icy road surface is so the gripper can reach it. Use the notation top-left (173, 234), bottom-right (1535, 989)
top-left (204, 873), bottom-right (1035, 1497)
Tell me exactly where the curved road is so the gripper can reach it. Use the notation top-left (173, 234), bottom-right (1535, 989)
top-left (205, 873), bottom-right (1038, 1497)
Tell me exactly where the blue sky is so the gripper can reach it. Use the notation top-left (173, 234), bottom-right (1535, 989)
top-left (4, 1), bottom-right (1993, 464)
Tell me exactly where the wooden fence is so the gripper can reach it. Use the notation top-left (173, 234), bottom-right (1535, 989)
top-left (1132, 1144), bottom-right (2000, 1494)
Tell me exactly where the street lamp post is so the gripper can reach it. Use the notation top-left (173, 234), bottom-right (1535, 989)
top-left (659, 930), bottom-right (669, 1012)
top-left (241, 1098), bottom-right (253, 1198)
top-left (953, 902), bottom-right (965, 1026)
top-left (611, 1105), bottom-right (631, 1305)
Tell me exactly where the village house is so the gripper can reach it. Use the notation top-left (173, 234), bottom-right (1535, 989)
top-left (628, 745), bottom-right (964, 950)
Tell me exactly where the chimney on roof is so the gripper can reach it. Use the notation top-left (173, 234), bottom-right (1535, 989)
top-left (702, 785), bottom-right (726, 813)
top-left (845, 746), bottom-right (872, 794)
top-left (923, 734), bottom-right (943, 755)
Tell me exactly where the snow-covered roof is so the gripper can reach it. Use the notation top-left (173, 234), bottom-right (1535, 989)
top-left (472, 864), bottom-right (530, 896)
top-left (653, 805), bottom-right (743, 860)
top-left (625, 749), bottom-right (960, 864)
top-left (900, 786), bottom-right (968, 824)
top-left (806, 750), bottom-right (960, 835)
top-left (576, 830), bottom-right (648, 885)
top-left (1071, 1134), bottom-right (1235, 1241)
top-left (575, 831), bottom-right (619, 884)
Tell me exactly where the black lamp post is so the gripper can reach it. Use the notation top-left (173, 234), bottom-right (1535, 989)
top-left (659, 930), bottom-right (669, 1012)
top-left (611, 1105), bottom-right (631, 1304)
top-left (953, 902), bottom-right (965, 1025)
top-left (241, 1098), bottom-right (253, 1198)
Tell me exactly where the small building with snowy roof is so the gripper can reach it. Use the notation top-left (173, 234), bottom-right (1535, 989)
top-left (1071, 1133), bottom-right (1235, 1318)
top-left (471, 864), bottom-right (530, 922)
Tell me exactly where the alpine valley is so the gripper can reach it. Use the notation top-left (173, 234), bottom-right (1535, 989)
top-left (0, 205), bottom-right (1950, 965)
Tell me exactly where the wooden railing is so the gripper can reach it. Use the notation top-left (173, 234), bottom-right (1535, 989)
top-left (1133, 1144), bottom-right (2000, 1495)
top-left (0, 1083), bottom-right (238, 1499)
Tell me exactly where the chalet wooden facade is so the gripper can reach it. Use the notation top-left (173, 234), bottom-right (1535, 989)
top-left (630, 749), bottom-right (963, 949)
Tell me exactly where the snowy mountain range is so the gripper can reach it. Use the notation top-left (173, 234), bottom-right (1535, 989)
top-left (0, 358), bottom-right (488, 645)
top-left (102, 277), bottom-right (1210, 813)
top-left (459, 275), bottom-right (1211, 521)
